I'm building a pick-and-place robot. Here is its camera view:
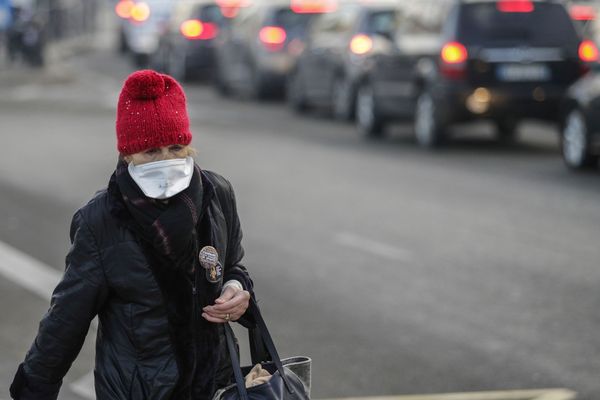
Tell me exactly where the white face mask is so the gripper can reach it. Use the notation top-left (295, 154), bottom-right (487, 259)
top-left (128, 157), bottom-right (194, 200)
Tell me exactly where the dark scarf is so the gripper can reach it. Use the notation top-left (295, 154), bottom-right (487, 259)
top-left (112, 160), bottom-right (223, 400)
top-left (115, 160), bottom-right (203, 272)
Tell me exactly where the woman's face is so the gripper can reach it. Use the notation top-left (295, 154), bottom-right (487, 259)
top-left (125, 144), bottom-right (190, 165)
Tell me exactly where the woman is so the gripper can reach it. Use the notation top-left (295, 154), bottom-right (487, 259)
top-left (10, 70), bottom-right (253, 400)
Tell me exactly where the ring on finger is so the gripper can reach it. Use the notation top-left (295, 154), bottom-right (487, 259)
top-left (225, 313), bottom-right (231, 321)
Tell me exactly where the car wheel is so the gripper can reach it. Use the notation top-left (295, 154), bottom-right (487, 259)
top-left (287, 69), bottom-right (309, 113)
top-left (561, 109), bottom-right (598, 169)
top-left (332, 76), bottom-right (353, 121)
top-left (167, 47), bottom-right (189, 82)
top-left (356, 82), bottom-right (384, 137)
top-left (495, 117), bottom-right (519, 143)
top-left (133, 53), bottom-right (150, 68)
top-left (250, 66), bottom-right (270, 100)
top-left (414, 91), bottom-right (444, 148)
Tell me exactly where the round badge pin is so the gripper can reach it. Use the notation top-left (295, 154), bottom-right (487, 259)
top-left (199, 246), bottom-right (222, 283)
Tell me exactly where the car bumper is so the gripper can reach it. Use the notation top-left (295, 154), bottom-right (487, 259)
top-left (432, 82), bottom-right (568, 122)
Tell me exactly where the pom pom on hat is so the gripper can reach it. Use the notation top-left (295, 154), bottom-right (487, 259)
top-left (116, 70), bottom-right (192, 155)
top-left (123, 70), bottom-right (166, 100)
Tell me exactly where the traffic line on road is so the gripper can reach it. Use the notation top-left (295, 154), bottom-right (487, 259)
top-left (319, 388), bottom-right (576, 400)
top-left (0, 240), bottom-right (96, 399)
top-left (0, 240), bottom-right (62, 299)
top-left (334, 232), bottom-right (412, 262)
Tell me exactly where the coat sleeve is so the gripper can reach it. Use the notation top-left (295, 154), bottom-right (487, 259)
top-left (223, 180), bottom-right (253, 292)
top-left (10, 211), bottom-right (109, 400)
top-left (222, 181), bottom-right (256, 328)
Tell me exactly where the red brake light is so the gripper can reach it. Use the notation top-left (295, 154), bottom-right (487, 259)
top-left (291, 0), bottom-right (337, 14)
top-left (259, 26), bottom-right (287, 51)
top-left (579, 40), bottom-right (599, 62)
top-left (350, 34), bottom-right (373, 55)
top-left (216, 0), bottom-right (251, 19)
top-left (570, 5), bottom-right (596, 21)
top-left (180, 20), bottom-right (219, 40)
top-left (130, 2), bottom-right (151, 22)
top-left (441, 42), bottom-right (468, 64)
top-left (497, 0), bottom-right (534, 13)
top-left (115, 0), bottom-right (134, 19)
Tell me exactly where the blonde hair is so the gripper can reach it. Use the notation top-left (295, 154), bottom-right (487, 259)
top-left (120, 145), bottom-right (197, 163)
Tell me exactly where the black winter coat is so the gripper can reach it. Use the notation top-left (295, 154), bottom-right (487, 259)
top-left (10, 170), bottom-right (254, 400)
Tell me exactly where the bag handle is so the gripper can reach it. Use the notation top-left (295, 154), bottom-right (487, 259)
top-left (223, 297), bottom-right (296, 398)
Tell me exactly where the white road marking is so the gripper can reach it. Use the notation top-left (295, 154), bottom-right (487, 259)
top-left (318, 388), bottom-right (576, 400)
top-left (0, 241), bottom-right (62, 299)
top-left (0, 240), bottom-right (96, 399)
top-left (334, 232), bottom-right (412, 263)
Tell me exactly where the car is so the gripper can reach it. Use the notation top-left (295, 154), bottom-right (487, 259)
top-left (150, 0), bottom-right (229, 81)
top-left (560, 11), bottom-right (600, 169)
top-left (386, 0), bottom-right (595, 148)
top-left (286, 0), bottom-right (407, 136)
top-left (115, 0), bottom-right (175, 67)
top-left (213, 0), bottom-right (333, 99)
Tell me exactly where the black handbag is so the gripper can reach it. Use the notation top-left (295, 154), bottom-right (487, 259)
top-left (213, 298), bottom-right (311, 400)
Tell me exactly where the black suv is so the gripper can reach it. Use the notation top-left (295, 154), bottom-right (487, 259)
top-left (397, 0), bottom-right (590, 147)
top-left (286, 1), bottom-right (404, 130)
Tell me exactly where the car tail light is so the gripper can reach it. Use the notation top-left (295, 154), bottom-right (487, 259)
top-left (180, 19), bottom-right (219, 40)
top-left (216, 0), bottom-right (250, 18)
top-left (291, 0), bottom-right (337, 14)
top-left (441, 42), bottom-right (467, 64)
top-left (259, 26), bottom-right (287, 51)
top-left (579, 40), bottom-right (599, 62)
top-left (570, 5), bottom-right (596, 21)
top-left (349, 34), bottom-right (373, 55)
top-left (497, 0), bottom-right (534, 13)
top-left (115, 0), bottom-right (134, 19)
top-left (130, 2), bottom-right (150, 22)
top-left (440, 42), bottom-right (468, 79)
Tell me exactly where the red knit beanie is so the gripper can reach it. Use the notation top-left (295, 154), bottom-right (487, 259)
top-left (116, 70), bottom-right (192, 155)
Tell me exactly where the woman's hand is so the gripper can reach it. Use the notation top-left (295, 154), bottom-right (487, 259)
top-left (202, 286), bottom-right (250, 323)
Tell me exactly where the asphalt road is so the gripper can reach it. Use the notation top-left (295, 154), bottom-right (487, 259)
top-left (1, 40), bottom-right (600, 400)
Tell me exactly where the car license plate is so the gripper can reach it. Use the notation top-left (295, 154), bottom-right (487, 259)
top-left (496, 64), bottom-right (551, 82)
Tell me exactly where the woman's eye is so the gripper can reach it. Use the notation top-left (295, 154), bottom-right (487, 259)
top-left (170, 145), bottom-right (183, 152)
top-left (145, 148), bottom-right (159, 155)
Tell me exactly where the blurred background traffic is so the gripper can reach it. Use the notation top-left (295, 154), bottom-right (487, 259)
top-left (2, 0), bottom-right (600, 399)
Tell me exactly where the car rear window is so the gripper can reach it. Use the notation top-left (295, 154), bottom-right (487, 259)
top-left (364, 10), bottom-right (399, 35)
top-left (267, 8), bottom-right (316, 30)
top-left (457, 2), bottom-right (580, 48)
top-left (194, 5), bottom-right (224, 23)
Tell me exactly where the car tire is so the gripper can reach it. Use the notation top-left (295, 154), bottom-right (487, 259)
top-left (287, 69), bottom-right (309, 113)
top-left (495, 118), bottom-right (519, 143)
top-left (561, 109), bottom-right (598, 169)
top-left (356, 82), bottom-right (385, 138)
top-left (167, 46), bottom-right (191, 82)
top-left (133, 53), bottom-right (150, 68)
top-left (250, 66), bottom-right (270, 100)
top-left (414, 91), bottom-right (444, 148)
top-left (332, 76), bottom-right (354, 121)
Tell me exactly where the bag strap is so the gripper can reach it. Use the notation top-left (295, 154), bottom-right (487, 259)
top-left (224, 323), bottom-right (250, 400)
top-left (249, 327), bottom-right (270, 365)
top-left (223, 297), bottom-right (296, 396)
